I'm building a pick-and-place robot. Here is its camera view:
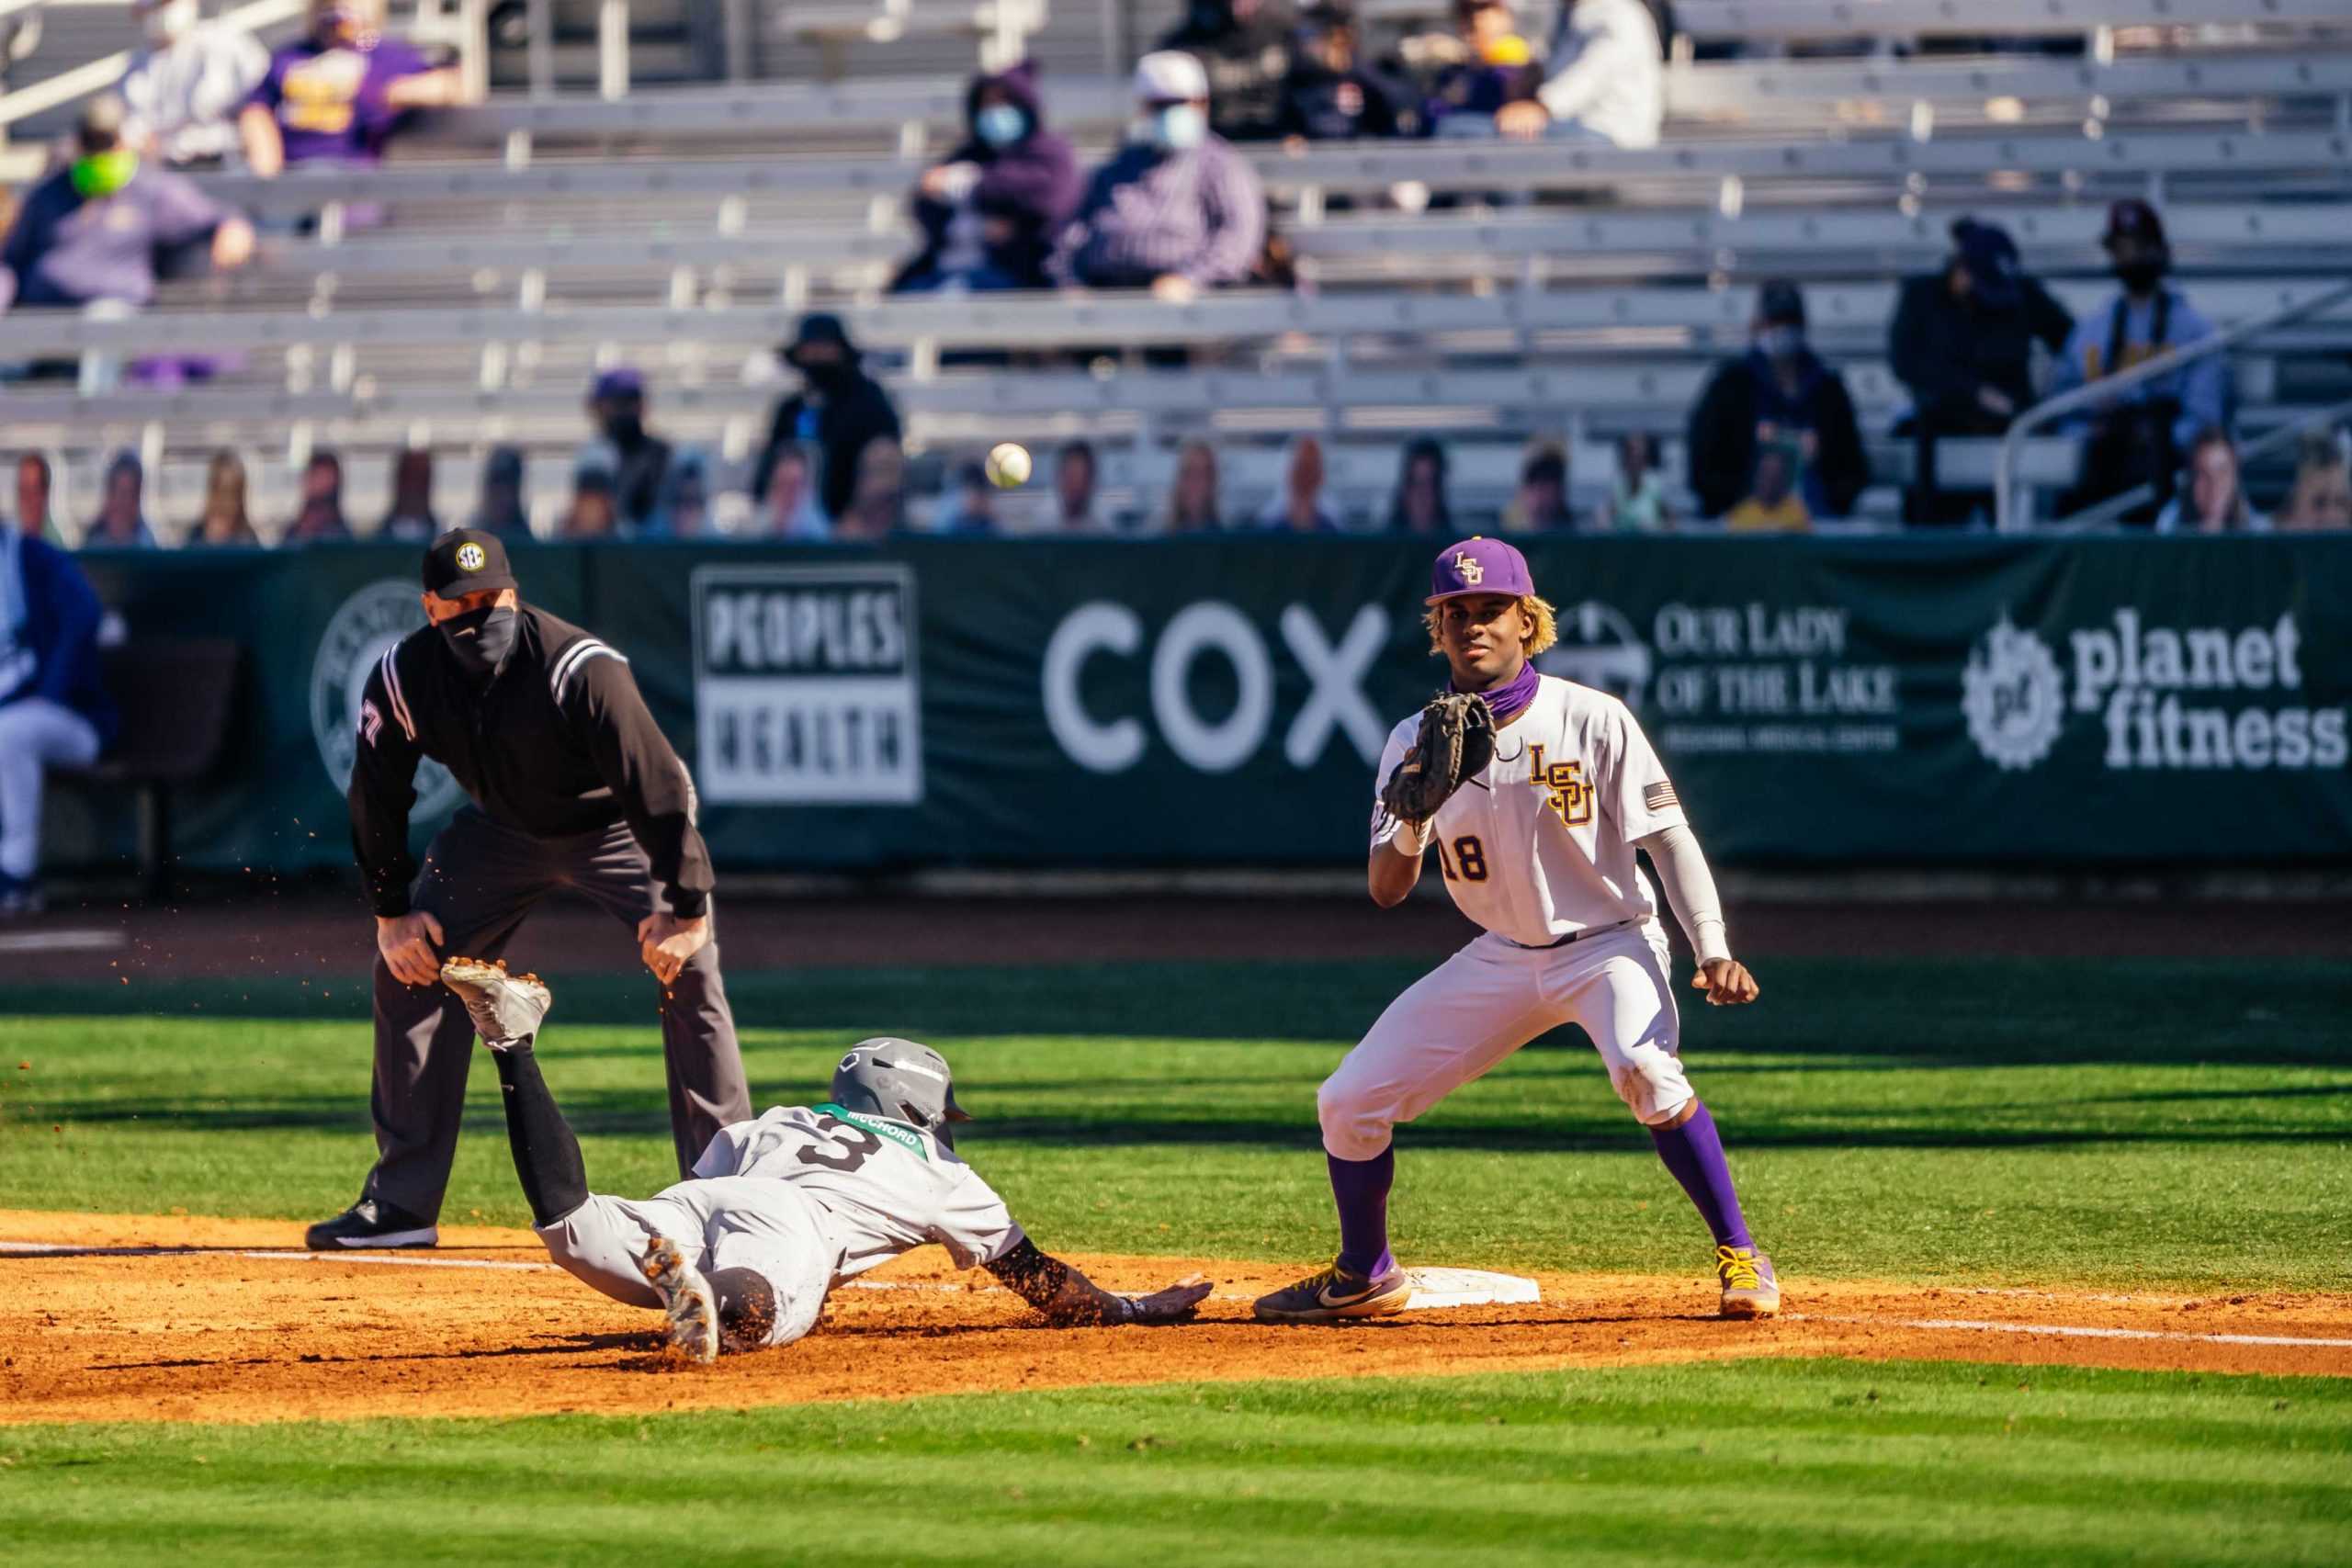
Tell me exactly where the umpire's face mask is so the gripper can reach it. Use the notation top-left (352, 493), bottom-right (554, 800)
top-left (441, 604), bottom-right (520, 682)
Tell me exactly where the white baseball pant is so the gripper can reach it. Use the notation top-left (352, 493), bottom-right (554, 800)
top-left (536, 1175), bottom-right (835, 1348)
top-left (1319, 921), bottom-right (1692, 1161)
top-left (0, 698), bottom-right (99, 881)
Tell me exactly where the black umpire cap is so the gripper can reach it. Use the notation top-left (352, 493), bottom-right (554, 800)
top-left (423, 528), bottom-right (519, 597)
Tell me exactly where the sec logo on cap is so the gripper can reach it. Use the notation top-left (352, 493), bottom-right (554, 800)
top-left (457, 542), bottom-right (487, 572)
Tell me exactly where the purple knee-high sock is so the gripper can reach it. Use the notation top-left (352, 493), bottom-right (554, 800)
top-left (1648, 1102), bottom-right (1754, 1251)
top-left (1328, 1147), bottom-right (1396, 1279)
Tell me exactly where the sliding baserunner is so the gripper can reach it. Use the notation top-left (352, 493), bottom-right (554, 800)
top-left (439, 957), bottom-right (1210, 1360)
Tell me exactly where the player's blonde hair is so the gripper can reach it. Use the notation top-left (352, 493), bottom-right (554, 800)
top-left (1425, 594), bottom-right (1559, 659)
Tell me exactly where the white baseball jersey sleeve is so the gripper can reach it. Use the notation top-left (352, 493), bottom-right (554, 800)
top-left (692, 1104), bottom-right (1027, 1280)
top-left (1373, 675), bottom-right (1690, 946)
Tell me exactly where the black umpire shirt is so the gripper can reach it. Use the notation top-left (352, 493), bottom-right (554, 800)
top-left (349, 604), bottom-right (713, 920)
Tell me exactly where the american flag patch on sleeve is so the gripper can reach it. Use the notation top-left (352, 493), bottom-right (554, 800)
top-left (1643, 780), bottom-right (1680, 813)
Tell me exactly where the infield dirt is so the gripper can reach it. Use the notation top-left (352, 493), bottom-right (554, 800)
top-left (4, 1211), bottom-right (2347, 1427)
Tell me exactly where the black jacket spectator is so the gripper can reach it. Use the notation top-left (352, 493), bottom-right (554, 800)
top-left (1159, 0), bottom-right (1296, 142)
top-left (894, 62), bottom-right (1082, 291)
top-left (1688, 285), bottom-right (1869, 521)
top-left (1278, 8), bottom-right (1411, 139)
top-left (752, 314), bottom-right (903, 524)
top-left (1889, 224), bottom-right (2074, 436)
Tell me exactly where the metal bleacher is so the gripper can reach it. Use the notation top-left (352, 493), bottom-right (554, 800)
top-left (5, 0), bottom-right (2351, 535)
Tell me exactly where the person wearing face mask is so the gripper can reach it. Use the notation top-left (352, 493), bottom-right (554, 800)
top-left (2049, 199), bottom-right (2226, 525)
top-left (751, 313), bottom-right (903, 525)
top-left (1055, 51), bottom-right (1268, 302)
top-left (893, 62), bottom-right (1080, 295)
top-left (1686, 280), bottom-right (1868, 524)
top-left (238, 0), bottom-right (463, 178)
top-left (578, 367), bottom-right (673, 533)
top-left (119, 0), bottom-right (271, 170)
top-left (322, 528), bottom-right (753, 1249)
top-left (0, 96), bottom-right (253, 318)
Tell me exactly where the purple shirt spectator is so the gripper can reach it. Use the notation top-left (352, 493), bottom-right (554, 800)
top-left (0, 161), bottom-right (228, 309)
top-left (1057, 135), bottom-right (1266, 289)
top-left (250, 31), bottom-right (429, 165)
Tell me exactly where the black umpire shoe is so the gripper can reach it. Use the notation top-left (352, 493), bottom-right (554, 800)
top-left (305, 1198), bottom-right (438, 1250)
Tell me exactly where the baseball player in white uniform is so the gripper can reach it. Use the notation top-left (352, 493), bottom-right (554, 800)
top-left (436, 958), bottom-right (1211, 1360)
top-left (1254, 536), bottom-right (1777, 1324)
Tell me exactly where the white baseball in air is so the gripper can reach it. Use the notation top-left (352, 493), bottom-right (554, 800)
top-left (985, 443), bottom-right (1032, 489)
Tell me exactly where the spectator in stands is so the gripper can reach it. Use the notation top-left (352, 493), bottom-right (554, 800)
top-left (0, 517), bottom-right (119, 914)
top-left (120, 0), bottom-right (270, 169)
top-left (188, 449), bottom-right (260, 547)
top-left (239, 0), bottom-right (463, 177)
top-left (1159, 0), bottom-right (1295, 143)
top-left (753, 314), bottom-right (903, 526)
top-left (1258, 434), bottom-right (1341, 531)
top-left (1044, 440), bottom-right (1110, 532)
top-left (931, 460), bottom-right (1001, 536)
top-left (283, 450), bottom-right (352, 542)
top-left (1422, 0), bottom-right (1544, 135)
top-left (1598, 431), bottom-right (1669, 531)
top-left (760, 443), bottom-right (831, 540)
top-left (580, 368), bottom-right (673, 534)
top-left (652, 450), bottom-right (715, 538)
top-left (2050, 200), bottom-right (2226, 525)
top-left (2154, 427), bottom-right (2265, 535)
top-left (1724, 441), bottom-right (1810, 532)
top-left (1502, 442), bottom-right (1571, 532)
top-left (1162, 440), bottom-right (1225, 533)
top-left (379, 447), bottom-right (440, 541)
top-left (1687, 280), bottom-right (1868, 524)
top-left (85, 452), bottom-right (157, 548)
top-left (1889, 218), bottom-right (2075, 525)
top-left (1386, 437), bottom-right (1451, 534)
top-left (1057, 52), bottom-right (1268, 302)
top-left (835, 438), bottom-right (907, 541)
top-left (1495, 0), bottom-right (1663, 148)
top-left (561, 459), bottom-right (620, 539)
top-left (468, 446), bottom-right (532, 538)
top-left (2278, 431), bottom-right (2352, 531)
top-left (0, 96), bottom-right (254, 316)
top-left (895, 62), bottom-right (1080, 295)
top-left (15, 456), bottom-right (53, 540)
top-left (1279, 6), bottom-right (1411, 141)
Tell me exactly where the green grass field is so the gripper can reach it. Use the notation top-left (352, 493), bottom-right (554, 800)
top-left (5, 953), bottom-right (2349, 1565)
top-left (4, 1362), bottom-right (2347, 1567)
top-left (5, 956), bottom-right (2350, 1286)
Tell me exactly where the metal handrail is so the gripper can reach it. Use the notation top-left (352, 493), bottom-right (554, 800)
top-left (2053, 390), bottom-right (2352, 531)
top-left (1996, 276), bottom-right (2352, 531)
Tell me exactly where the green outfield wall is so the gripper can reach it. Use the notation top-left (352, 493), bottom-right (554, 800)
top-left (65, 534), bottom-right (2352, 874)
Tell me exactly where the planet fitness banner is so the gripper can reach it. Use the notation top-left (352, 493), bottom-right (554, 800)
top-left (70, 536), bottom-right (2352, 874)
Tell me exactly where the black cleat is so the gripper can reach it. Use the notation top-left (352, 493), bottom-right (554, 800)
top-left (305, 1198), bottom-right (438, 1250)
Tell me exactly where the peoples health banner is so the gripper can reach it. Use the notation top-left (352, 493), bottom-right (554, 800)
top-left (71, 536), bottom-right (2352, 874)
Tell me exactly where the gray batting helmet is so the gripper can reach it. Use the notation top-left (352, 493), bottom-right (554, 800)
top-left (831, 1038), bottom-right (971, 1142)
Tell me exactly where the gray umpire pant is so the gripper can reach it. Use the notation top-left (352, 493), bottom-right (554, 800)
top-left (361, 806), bottom-right (753, 1223)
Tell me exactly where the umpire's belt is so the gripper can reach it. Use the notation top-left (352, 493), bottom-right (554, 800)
top-left (1498, 919), bottom-right (1634, 952)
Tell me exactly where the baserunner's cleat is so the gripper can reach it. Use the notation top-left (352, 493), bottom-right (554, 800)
top-left (640, 1236), bottom-right (720, 1363)
top-left (439, 956), bottom-right (551, 1046)
top-left (1716, 1245), bottom-right (1781, 1319)
top-left (1252, 1262), bottom-right (1414, 1323)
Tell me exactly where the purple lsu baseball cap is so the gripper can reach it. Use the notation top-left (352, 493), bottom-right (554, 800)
top-left (1426, 536), bottom-right (1535, 604)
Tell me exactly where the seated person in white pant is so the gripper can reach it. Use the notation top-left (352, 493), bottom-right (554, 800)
top-left (0, 525), bottom-right (117, 914)
top-left (1254, 535), bottom-right (1777, 1325)
top-left (436, 958), bottom-right (1211, 1361)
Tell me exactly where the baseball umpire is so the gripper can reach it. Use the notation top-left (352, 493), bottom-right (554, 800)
top-left (307, 528), bottom-right (753, 1249)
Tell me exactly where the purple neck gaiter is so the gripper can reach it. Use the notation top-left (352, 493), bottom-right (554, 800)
top-left (1459, 659), bottom-right (1540, 726)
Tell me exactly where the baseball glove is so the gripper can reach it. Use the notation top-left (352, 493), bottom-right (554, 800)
top-left (1380, 692), bottom-right (1498, 824)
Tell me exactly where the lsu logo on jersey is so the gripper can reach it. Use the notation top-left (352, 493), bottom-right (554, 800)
top-left (1525, 744), bottom-right (1592, 827)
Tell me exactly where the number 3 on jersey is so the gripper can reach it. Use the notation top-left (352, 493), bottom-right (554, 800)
top-left (1438, 835), bottom-right (1487, 882)
top-left (797, 1114), bottom-right (884, 1172)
